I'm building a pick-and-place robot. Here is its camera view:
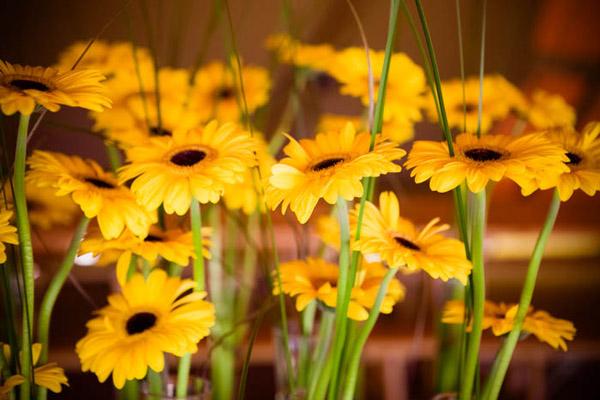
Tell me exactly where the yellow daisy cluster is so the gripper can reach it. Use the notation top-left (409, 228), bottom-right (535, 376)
top-left (442, 300), bottom-right (576, 351)
top-left (76, 270), bottom-right (215, 388)
top-left (275, 257), bottom-right (404, 321)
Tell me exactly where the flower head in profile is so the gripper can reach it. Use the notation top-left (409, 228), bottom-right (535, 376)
top-left (1, 343), bottom-right (69, 394)
top-left (351, 191), bottom-right (472, 284)
top-left (275, 258), bottom-right (404, 321)
top-left (405, 132), bottom-right (569, 194)
top-left (424, 75), bottom-right (527, 134)
top-left (535, 122), bottom-right (600, 201)
top-left (0, 60), bottom-right (111, 115)
top-left (119, 121), bottom-right (257, 215)
top-left (80, 225), bottom-right (211, 285)
top-left (27, 151), bottom-right (155, 239)
top-left (266, 122), bottom-right (405, 223)
top-left (76, 270), bottom-right (215, 389)
top-left (442, 300), bottom-right (576, 351)
top-left (0, 208), bottom-right (18, 264)
top-left (526, 90), bottom-right (576, 130)
top-left (189, 61), bottom-right (270, 123)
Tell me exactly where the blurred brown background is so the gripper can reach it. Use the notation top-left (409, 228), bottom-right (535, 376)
top-left (1, 0), bottom-right (600, 399)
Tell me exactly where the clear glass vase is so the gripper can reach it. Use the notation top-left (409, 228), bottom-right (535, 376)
top-left (141, 376), bottom-right (211, 400)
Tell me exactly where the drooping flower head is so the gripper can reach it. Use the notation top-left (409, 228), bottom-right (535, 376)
top-left (0, 60), bottom-right (111, 116)
top-left (119, 121), bottom-right (257, 215)
top-left (442, 300), bottom-right (576, 351)
top-left (405, 132), bottom-right (569, 194)
top-left (351, 191), bottom-right (472, 284)
top-left (27, 151), bottom-right (155, 239)
top-left (0, 209), bottom-right (18, 264)
top-left (76, 270), bottom-right (215, 388)
top-left (266, 122), bottom-right (405, 223)
top-left (275, 257), bottom-right (404, 321)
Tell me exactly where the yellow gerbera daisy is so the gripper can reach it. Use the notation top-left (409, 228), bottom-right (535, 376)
top-left (535, 122), bottom-right (600, 201)
top-left (405, 132), bottom-right (569, 194)
top-left (0, 60), bottom-right (111, 116)
top-left (351, 191), bottom-right (472, 284)
top-left (266, 122), bottom-right (405, 223)
top-left (0, 209), bottom-right (18, 264)
top-left (189, 61), bottom-right (270, 123)
top-left (80, 225), bottom-right (211, 285)
top-left (1, 343), bottom-right (69, 394)
top-left (275, 258), bottom-right (404, 321)
top-left (442, 300), bottom-right (576, 351)
top-left (424, 75), bottom-right (527, 134)
top-left (25, 183), bottom-right (79, 230)
top-left (119, 121), bottom-right (257, 215)
top-left (526, 90), bottom-right (576, 130)
top-left (76, 270), bottom-right (215, 389)
top-left (26, 151), bottom-right (156, 239)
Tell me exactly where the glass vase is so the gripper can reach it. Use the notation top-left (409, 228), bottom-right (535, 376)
top-left (142, 376), bottom-right (211, 400)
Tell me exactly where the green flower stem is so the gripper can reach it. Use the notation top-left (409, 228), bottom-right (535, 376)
top-left (459, 190), bottom-right (486, 400)
top-left (36, 216), bottom-right (89, 395)
top-left (297, 301), bottom-right (316, 389)
top-left (13, 113), bottom-right (34, 400)
top-left (482, 190), bottom-right (561, 400)
top-left (147, 369), bottom-right (163, 398)
top-left (120, 379), bottom-right (139, 400)
top-left (307, 311), bottom-right (335, 400)
top-left (104, 142), bottom-right (122, 173)
top-left (342, 268), bottom-right (399, 400)
top-left (176, 198), bottom-right (206, 398)
top-left (323, 198), bottom-right (352, 398)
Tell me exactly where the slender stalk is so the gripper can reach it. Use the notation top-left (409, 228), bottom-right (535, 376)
top-left (37, 217), bottom-right (90, 365)
top-left (176, 198), bottom-right (206, 397)
top-left (147, 369), bottom-right (163, 398)
top-left (459, 190), bottom-right (486, 400)
top-left (105, 142), bottom-right (122, 173)
top-left (307, 311), bottom-right (335, 399)
top-left (236, 303), bottom-right (264, 400)
top-left (482, 190), bottom-right (561, 400)
top-left (14, 113), bottom-right (34, 400)
top-left (297, 301), bottom-right (316, 389)
top-left (342, 268), bottom-right (399, 400)
top-left (120, 379), bottom-right (139, 400)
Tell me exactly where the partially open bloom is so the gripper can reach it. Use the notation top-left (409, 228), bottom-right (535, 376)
top-left (0, 59), bottom-right (111, 115)
top-left (266, 122), bottom-right (405, 223)
top-left (535, 122), bottom-right (600, 201)
top-left (424, 75), bottom-right (527, 134)
top-left (1, 343), bottom-right (69, 393)
top-left (27, 151), bottom-right (155, 239)
top-left (526, 90), bottom-right (576, 130)
top-left (351, 191), bottom-right (472, 284)
top-left (80, 225), bottom-right (211, 285)
top-left (275, 257), bottom-right (404, 321)
top-left (189, 61), bottom-right (270, 123)
top-left (119, 121), bottom-right (257, 215)
top-left (76, 270), bottom-right (215, 388)
top-left (405, 132), bottom-right (569, 194)
top-left (442, 300), bottom-right (576, 351)
top-left (0, 209), bottom-right (18, 264)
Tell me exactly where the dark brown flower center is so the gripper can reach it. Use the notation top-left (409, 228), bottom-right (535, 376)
top-left (394, 236), bottom-right (421, 251)
top-left (144, 234), bottom-right (163, 242)
top-left (170, 150), bottom-right (207, 166)
top-left (565, 152), bottom-right (582, 165)
top-left (85, 177), bottom-right (116, 189)
top-left (457, 102), bottom-right (477, 113)
top-left (311, 157), bottom-right (345, 172)
top-left (215, 86), bottom-right (234, 99)
top-left (125, 312), bottom-right (157, 335)
top-left (9, 79), bottom-right (50, 92)
top-left (464, 148), bottom-right (503, 162)
top-left (149, 126), bottom-right (172, 137)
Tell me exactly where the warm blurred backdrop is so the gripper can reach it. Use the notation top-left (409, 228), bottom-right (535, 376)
top-left (1, 0), bottom-right (599, 399)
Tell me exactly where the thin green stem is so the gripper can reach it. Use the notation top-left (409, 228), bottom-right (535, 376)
top-left (146, 369), bottom-right (163, 398)
top-left (120, 379), bottom-right (139, 400)
top-left (482, 190), bottom-right (561, 400)
top-left (14, 113), bottom-right (34, 400)
top-left (459, 190), bottom-right (486, 400)
top-left (37, 217), bottom-right (90, 364)
top-left (307, 311), bottom-right (335, 400)
top-left (176, 354), bottom-right (192, 399)
top-left (342, 268), bottom-right (399, 400)
top-left (105, 142), bottom-right (122, 173)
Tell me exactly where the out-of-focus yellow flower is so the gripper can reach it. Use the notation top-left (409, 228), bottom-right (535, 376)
top-left (317, 113), bottom-right (414, 145)
top-left (274, 257), bottom-right (404, 321)
top-left (266, 33), bottom-right (337, 72)
top-left (0, 60), bottom-right (111, 116)
top-left (76, 270), bottom-right (215, 389)
top-left (351, 191), bottom-right (472, 284)
top-left (405, 132), bottom-right (569, 194)
top-left (442, 300), bottom-right (576, 351)
top-left (526, 90), bottom-right (576, 130)
top-left (266, 122), bottom-right (405, 224)
top-left (0, 208), bottom-right (18, 264)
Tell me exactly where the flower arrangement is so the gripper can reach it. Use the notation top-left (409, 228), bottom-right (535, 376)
top-left (1, 1), bottom-right (598, 400)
